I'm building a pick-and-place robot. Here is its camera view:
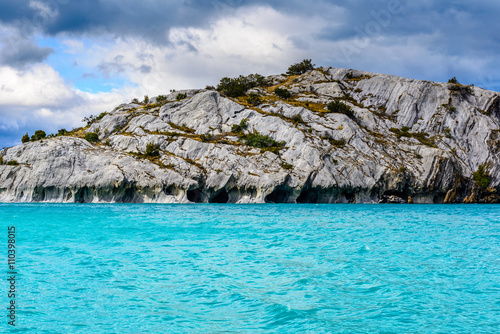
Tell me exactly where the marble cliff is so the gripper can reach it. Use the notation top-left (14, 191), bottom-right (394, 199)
top-left (1, 67), bottom-right (499, 203)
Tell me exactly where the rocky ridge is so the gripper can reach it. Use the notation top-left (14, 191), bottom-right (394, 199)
top-left (1, 67), bottom-right (499, 203)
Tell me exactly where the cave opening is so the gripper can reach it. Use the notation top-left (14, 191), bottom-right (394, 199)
top-left (265, 186), bottom-right (293, 203)
top-left (122, 186), bottom-right (136, 203)
top-left (344, 191), bottom-right (356, 203)
top-left (382, 189), bottom-right (408, 199)
top-left (209, 189), bottom-right (229, 203)
top-left (74, 186), bottom-right (89, 203)
top-left (187, 189), bottom-right (203, 203)
top-left (297, 188), bottom-right (319, 203)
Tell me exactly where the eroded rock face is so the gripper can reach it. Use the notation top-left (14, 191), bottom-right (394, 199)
top-left (1, 67), bottom-right (499, 203)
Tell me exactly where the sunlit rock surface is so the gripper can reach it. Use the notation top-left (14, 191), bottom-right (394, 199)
top-left (1, 68), bottom-right (499, 203)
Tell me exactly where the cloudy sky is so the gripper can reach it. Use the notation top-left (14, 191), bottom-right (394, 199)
top-left (0, 0), bottom-right (499, 147)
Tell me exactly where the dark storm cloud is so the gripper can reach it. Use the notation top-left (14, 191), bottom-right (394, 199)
top-left (1, 0), bottom-right (498, 51)
top-left (0, 29), bottom-right (53, 68)
top-left (0, 0), bottom-right (498, 89)
top-left (1, 0), bottom-right (227, 42)
top-left (0, 43), bottom-right (53, 68)
top-left (0, 0), bottom-right (339, 40)
top-left (313, 0), bottom-right (500, 45)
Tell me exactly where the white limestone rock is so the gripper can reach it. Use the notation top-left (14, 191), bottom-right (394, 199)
top-left (1, 68), bottom-right (499, 203)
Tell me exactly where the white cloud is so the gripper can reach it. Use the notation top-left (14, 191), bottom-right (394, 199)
top-left (80, 6), bottom-right (329, 97)
top-left (0, 64), bottom-right (125, 134)
top-left (62, 39), bottom-right (84, 54)
top-left (0, 65), bottom-right (75, 107)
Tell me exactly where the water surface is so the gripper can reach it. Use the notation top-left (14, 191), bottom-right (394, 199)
top-left (1, 204), bottom-right (499, 333)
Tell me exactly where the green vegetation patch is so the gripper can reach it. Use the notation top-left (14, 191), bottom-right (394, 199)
top-left (280, 161), bottom-right (294, 170)
top-left (84, 132), bottom-right (99, 143)
top-left (322, 135), bottom-right (346, 147)
top-left (389, 127), bottom-right (436, 147)
top-left (145, 142), bottom-right (160, 157)
top-left (286, 59), bottom-right (315, 76)
top-left (246, 92), bottom-right (261, 106)
top-left (82, 112), bottom-right (109, 127)
top-left (176, 93), bottom-right (187, 100)
top-left (231, 119), bottom-right (249, 134)
top-left (274, 87), bottom-right (292, 99)
top-left (239, 132), bottom-right (286, 154)
top-left (217, 74), bottom-right (269, 97)
top-left (30, 130), bottom-right (46, 141)
top-left (326, 100), bottom-right (354, 118)
top-left (21, 133), bottom-right (30, 143)
top-left (168, 122), bottom-right (195, 133)
top-left (473, 164), bottom-right (491, 191)
top-left (156, 95), bottom-right (167, 102)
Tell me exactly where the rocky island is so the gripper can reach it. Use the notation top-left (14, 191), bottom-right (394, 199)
top-left (1, 62), bottom-right (499, 203)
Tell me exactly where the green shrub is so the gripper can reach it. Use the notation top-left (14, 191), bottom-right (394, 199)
top-left (274, 88), bottom-right (291, 99)
top-left (291, 114), bottom-right (304, 125)
top-left (473, 164), bottom-right (491, 191)
top-left (82, 112), bottom-right (108, 127)
top-left (145, 142), bottom-right (160, 157)
top-left (322, 134), bottom-right (346, 146)
top-left (329, 139), bottom-right (346, 146)
top-left (6, 160), bottom-right (18, 166)
top-left (464, 84), bottom-right (474, 94)
top-left (156, 95), bottom-right (167, 102)
top-left (57, 129), bottom-right (69, 136)
top-left (0, 156), bottom-right (3, 165)
top-left (281, 161), bottom-right (294, 170)
top-left (389, 127), bottom-right (435, 146)
top-left (449, 80), bottom-right (474, 95)
top-left (246, 92), bottom-right (261, 106)
top-left (245, 73), bottom-right (268, 88)
top-left (231, 119), bottom-right (249, 133)
top-left (176, 93), bottom-right (187, 100)
top-left (132, 98), bottom-right (140, 104)
top-left (31, 130), bottom-right (46, 141)
top-left (390, 127), bottom-right (411, 138)
top-left (21, 133), bottom-right (30, 143)
top-left (168, 122), bottom-right (195, 133)
top-left (200, 133), bottom-right (215, 142)
top-left (84, 132), bottom-right (99, 143)
top-left (412, 132), bottom-right (435, 147)
top-left (327, 101), bottom-right (354, 118)
top-left (144, 95), bottom-right (149, 104)
top-left (286, 59), bottom-right (315, 76)
top-left (240, 132), bottom-right (285, 153)
top-left (217, 77), bottom-right (247, 97)
top-left (217, 74), bottom-right (268, 97)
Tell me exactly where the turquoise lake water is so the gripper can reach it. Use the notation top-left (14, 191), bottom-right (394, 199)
top-left (1, 204), bottom-right (499, 333)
